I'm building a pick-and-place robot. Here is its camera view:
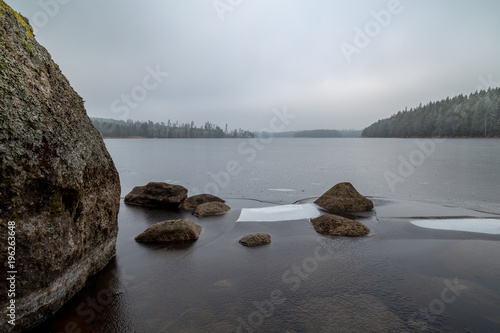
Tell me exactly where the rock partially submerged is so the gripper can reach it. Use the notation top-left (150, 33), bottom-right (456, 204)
top-left (194, 201), bottom-right (231, 217)
top-left (0, 4), bottom-right (120, 331)
top-left (181, 194), bottom-right (225, 211)
top-left (311, 215), bottom-right (370, 237)
top-left (315, 182), bottom-right (373, 212)
top-left (125, 182), bottom-right (187, 208)
top-left (239, 233), bottom-right (272, 247)
top-left (135, 219), bottom-right (202, 243)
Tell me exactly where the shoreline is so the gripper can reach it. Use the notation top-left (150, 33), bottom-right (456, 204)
top-left (102, 136), bottom-right (500, 140)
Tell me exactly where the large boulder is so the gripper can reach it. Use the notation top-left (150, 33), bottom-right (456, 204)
top-left (135, 219), bottom-right (202, 243)
top-left (239, 233), bottom-right (272, 247)
top-left (0, 3), bottom-right (120, 331)
top-left (314, 182), bottom-right (373, 212)
top-left (310, 214), bottom-right (370, 237)
top-left (124, 182), bottom-right (187, 208)
top-left (181, 193), bottom-right (225, 210)
top-left (193, 201), bottom-right (231, 217)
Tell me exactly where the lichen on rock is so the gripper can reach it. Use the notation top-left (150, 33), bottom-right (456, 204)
top-left (0, 1), bottom-right (34, 40)
top-left (314, 182), bottom-right (374, 212)
top-left (193, 201), bottom-right (231, 217)
top-left (181, 193), bottom-right (225, 211)
top-left (310, 214), bottom-right (370, 237)
top-left (0, 2), bottom-right (120, 331)
top-left (124, 182), bottom-right (188, 209)
top-left (135, 219), bottom-right (202, 243)
top-left (239, 233), bottom-right (272, 247)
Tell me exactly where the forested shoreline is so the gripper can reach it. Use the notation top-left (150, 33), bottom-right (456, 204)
top-left (294, 129), bottom-right (342, 138)
top-left (362, 88), bottom-right (500, 138)
top-left (91, 118), bottom-right (255, 138)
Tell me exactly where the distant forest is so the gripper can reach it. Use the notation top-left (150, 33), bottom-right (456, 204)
top-left (257, 129), bottom-right (362, 138)
top-left (294, 129), bottom-right (342, 138)
top-left (362, 88), bottom-right (500, 138)
top-left (91, 118), bottom-right (254, 139)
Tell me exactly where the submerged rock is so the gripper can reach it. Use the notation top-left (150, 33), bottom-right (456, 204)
top-left (125, 182), bottom-right (187, 208)
top-left (135, 219), bottom-right (202, 243)
top-left (239, 233), bottom-right (272, 247)
top-left (193, 201), bottom-right (231, 217)
top-left (396, 273), bottom-right (500, 329)
top-left (311, 214), bottom-right (370, 237)
top-left (181, 193), bottom-right (225, 210)
top-left (0, 3), bottom-right (120, 331)
top-left (314, 182), bottom-right (373, 212)
top-left (295, 295), bottom-right (407, 332)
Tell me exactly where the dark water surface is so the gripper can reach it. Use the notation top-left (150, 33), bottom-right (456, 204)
top-left (29, 138), bottom-right (500, 332)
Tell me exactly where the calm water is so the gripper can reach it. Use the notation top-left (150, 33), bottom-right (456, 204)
top-left (29, 138), bottom-right (500, 332)
top-left (111, 138), bottom-right (500, 212)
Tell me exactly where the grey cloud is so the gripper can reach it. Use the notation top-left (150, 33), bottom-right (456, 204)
top-left (8, 0), bottom-right (500, 131)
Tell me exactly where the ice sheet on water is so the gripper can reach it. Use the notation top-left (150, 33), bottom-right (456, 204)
top-left (268, 188), bottom-right (296, 192)
top-left (411, 219), bottom-right (500, 235)
top-left (237, 203), bottom-right (321, 222)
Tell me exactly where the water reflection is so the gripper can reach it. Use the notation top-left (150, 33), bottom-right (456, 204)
top-left (29, 198), bottom-right (500, 332)
top-left (27, 257), bottom-right (133, 333)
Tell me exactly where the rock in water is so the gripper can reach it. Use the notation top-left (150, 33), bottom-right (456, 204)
top-left (181, 193), bottom-right (225, 210)
top-left (314, 182), bottom-right (373, 212)
top-left (0, 3), bottom-right (120, 331)
top-left (193, 201), bottom-right (231, 217)
top-left (124, 182), bottom-right (188, 208)
top-left (310, 215), bottom-right (370, 237)
top-left (135, 219), bottom-right (202, 243)
top-left (239, 233), bottom-right (272, 247)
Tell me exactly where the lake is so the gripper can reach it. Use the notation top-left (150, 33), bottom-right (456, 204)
top-left (29, 138), bottom-right (500, 332)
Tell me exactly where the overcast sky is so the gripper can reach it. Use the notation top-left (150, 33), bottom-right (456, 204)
top-left (8, 0), bottom-right (500, 131)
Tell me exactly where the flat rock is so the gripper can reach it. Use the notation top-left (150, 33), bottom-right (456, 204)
top-left (239, 233), bottom-right (271, 247)
top-left (125, 182), bottom-right (188, 208)
top-left (193, 201), bottom-right (231, 217)
top-left (135, 219), bottom-right (202, 243)
top-left (181, 194), bottom-right (225, 210)
top-left (314, 182), bottom-right (373, 212)
top-left (311, 214), bottom-right (370, 237)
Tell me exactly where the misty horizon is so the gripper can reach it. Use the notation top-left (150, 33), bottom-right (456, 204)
top-left (7, 0), bottom-right (500, 132)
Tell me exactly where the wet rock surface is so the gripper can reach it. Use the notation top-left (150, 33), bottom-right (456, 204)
top-left (135, 219), bottom-right (202, 243)
top-left (193, 201), bottom-right (231, 217)
top-left (125, 182), bottom-right (187, 208)
top-left (311, 214), bottom-right (370, 236)
top-left (314, 182), bottom-right (374, 212)
top-left (181, 194), bottom-right (225, 210)
top-left (239, 233), bottom-right (272, 247)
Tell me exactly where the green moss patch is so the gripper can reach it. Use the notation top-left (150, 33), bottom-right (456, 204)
top-left (46, 195), bottom-right (63, 217)
top-left (1, 0), bottom-right (35, 40)
top-left (22, 38), bottom-right (36, 56)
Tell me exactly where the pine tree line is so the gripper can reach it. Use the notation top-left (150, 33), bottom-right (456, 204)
top-left (362, 88), bottom-right (500, 137)
top-left (293, 129), bottom-right (342, 138)
top-left (91, 118), bottom-right (254, 139)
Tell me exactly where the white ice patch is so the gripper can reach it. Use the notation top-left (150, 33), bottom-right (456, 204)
top-left (268, 188), bottom-right (295, 192)
top-left (411, 219), bottom-right (500, 235)
top-left (237, 203), bottom-right (321, 222)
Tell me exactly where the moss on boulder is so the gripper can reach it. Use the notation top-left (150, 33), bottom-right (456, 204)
top-left (0, 2), bottom-right (120, 331)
